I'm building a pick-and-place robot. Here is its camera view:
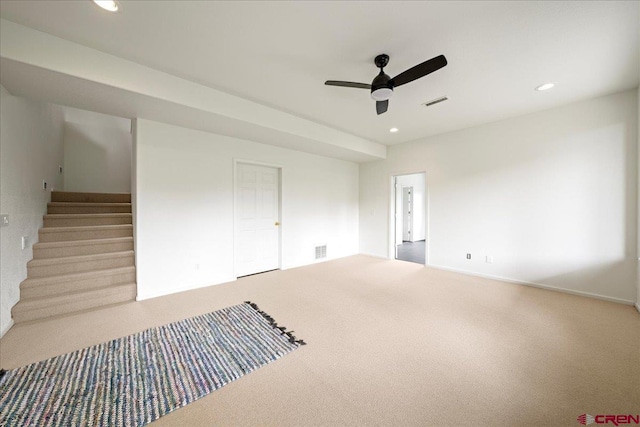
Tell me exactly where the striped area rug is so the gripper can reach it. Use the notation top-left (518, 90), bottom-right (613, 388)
top-left (0, 302), bottom-right (305, 426)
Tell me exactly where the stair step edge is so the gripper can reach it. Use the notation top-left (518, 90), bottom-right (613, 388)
top-left (14, 300), bottom-right (135, 325)
top-left (28, 250), bottom-right (134, 266)
top-left (21, 267), bottom-right (136, 287)
top-left (16, 283), bottom-right (137, 307)
top-left (40, 224), bottom-right (133, 233)
top-left (48, 202), bottom-right (131, 206)
top-left (44, 213), bottom-right (132, 218)
top-left (33, 237), bottom-right (133, 248)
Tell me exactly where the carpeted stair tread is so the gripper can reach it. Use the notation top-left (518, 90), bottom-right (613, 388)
top-left (44, 213), bottom-right (133, 219)
top-left (21, 266), bottom-right (136, 289)
top-left (43, 213), bottom-right (132, 227)
top-left (20, 267), bottom-right (135, 299)
top-left (51, 191), bottom-right (131, 203)
top-left (27, 251), bottom-right (134, 278)
top-left (33, 236), bottom-right (133, 249)
top-left (17, 282), bottom-right (136, 305)
top-left (13, 301), bottom-right (136, 326)
top-left (39, 224), bottom-right (133, 233)
top-left (33, 237), bottom-right (133, 259)
top-left (47, 202), bottom-right (132, 214)
top-left (12, 283), bottom-right (137, 323)
top-left (39, 224), bottom-right (133, 242)
top-left (28, 250), bottom-right (134, 268)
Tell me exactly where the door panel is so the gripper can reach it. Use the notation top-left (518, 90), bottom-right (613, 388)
top-left (402, 187), bottom-right (413, 242)
top-left (236, 163), bottom-right (280, 277)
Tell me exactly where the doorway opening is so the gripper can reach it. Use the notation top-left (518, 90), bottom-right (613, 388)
top-left (392, 172), bottom-right (427, 265)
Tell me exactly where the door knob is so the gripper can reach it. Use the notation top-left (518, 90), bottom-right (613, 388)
top-left (275, 222), bottom-right (280, 226)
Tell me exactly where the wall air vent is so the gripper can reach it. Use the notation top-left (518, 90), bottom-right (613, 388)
top-left (315, 244), bottom-right (327, 260)
top-left (422, 96), bottom-right (449, 107)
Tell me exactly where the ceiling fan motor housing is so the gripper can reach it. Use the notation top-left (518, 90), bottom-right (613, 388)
top-left (371, 73), bottom-right (393, 100)
top-left (371, 54), bottom-right (394, 101)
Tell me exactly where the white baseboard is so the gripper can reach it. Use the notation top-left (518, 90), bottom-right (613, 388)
top-left (359, 252), bottom-right (390, 260)
top-left (136, 276), bottom-right (237, 301)
top-left (635, 302), bottom-right (640, 313)
top-left (1, 319), bottom-right (15, 338)
top-left (428, 264), bottom-right (636, 306)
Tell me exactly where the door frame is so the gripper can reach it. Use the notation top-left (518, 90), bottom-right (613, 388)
top-left (233, 159), bottom-right (283, 278)
top-left (389, 171), bottom-right (428, 265)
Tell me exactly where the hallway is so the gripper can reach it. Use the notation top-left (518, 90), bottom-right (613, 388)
top-left (396, 240), bottom-right (425, 265)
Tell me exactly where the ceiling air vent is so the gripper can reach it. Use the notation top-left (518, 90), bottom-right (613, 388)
top-left (423, 96), bottom-right (449, 107)
top-left (315, 245), bottom-right (327, 260)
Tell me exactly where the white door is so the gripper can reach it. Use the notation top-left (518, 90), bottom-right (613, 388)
top-left (402, 187), bottom-right (413, 241)
top-left (235, 163), bottom-right (280, 277)
top-left (395, 180), bottom-right (403, 247)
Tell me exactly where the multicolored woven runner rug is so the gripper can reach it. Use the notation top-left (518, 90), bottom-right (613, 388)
top-left (0, 301), bottom-right (305, 426)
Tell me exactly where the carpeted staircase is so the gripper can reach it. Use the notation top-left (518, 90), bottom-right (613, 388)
top-left (12, 191), bottom-right (136, 323)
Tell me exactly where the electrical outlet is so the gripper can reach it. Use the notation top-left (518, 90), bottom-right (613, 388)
top-left (1, 214), bottom-right (8, 227)
top-left (466, 253), bottom-right (471, 260)
top-left (59, 165), bottom-right (63, 174)
top-left (486, 256), bottom-right (493, 264)
top-left (42, 180), bottom-right (47, 190)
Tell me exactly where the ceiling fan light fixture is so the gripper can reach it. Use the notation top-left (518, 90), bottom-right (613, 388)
top-left (371, 87), bottom-right (393, 101)
top-left (370, 71), bottom-right (393, 101)
top-left (535, 82), bottom-right (555, 91)
top-left (93, 0), bottom-right (119, 12)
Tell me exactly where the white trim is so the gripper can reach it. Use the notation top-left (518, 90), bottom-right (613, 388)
top-left (428, 264), bottom-right (636, 305)
top-left (359, 252), bottom-right (389, 260)
top-left (233, 158), bottom-right (284, 169)
top-left (131, 118), bottom-right (139, 298)
top-left (1, 319), bottom-right (14, 338)
top-left (389, 171), bottom-right (428, 265)
top-left (635, 302), bottom-right (640, 313)
top-left (136, 276), bottom-right (236, 301)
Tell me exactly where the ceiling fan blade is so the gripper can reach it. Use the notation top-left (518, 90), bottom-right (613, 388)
top-left (376, 100), bottom-right (388, 115)
top-left (325, 80), bottom-right (372, 89)
top-left (391, 55), bottom-right (447, 88)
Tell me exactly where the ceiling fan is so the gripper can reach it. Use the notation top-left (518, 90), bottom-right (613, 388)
top-left (325, 54), bottom-right (447, 115)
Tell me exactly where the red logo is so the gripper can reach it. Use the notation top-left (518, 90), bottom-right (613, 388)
top-left (578, 414), bottom-right (595, 425)
top-left (578, 414), bottom-right (640, 426)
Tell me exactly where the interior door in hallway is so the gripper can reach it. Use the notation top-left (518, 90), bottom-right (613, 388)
top-left (402, 187), bottom-right (413, 241)
top-left (235, 163), bottom-right (280, 277)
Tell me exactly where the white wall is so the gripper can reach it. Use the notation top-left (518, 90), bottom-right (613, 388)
top-left (0, 85), bottom-right (64, 336)
top-left (63, 107), bottom-right (132, 193)
top-left (396, 173), bottom-right (426, 242)
top-left (637, 83), bottom-right (640, 310)
top-left (135, 118), bottom-right (359, 300)
top-left (361, 90), bottom-right (638, 304)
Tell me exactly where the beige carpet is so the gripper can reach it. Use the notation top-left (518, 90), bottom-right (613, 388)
top-left (1, 255), bottom-right (639, 426)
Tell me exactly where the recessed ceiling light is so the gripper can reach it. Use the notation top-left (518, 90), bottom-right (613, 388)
top-left (535, 83), bottom-right (555, 91)
top-left (389, 128), bottom-right (399, 133)
top-left (93, 0), bottom-right (119, 12)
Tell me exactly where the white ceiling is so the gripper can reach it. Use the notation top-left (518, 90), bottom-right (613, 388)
top-left (0, 1), bottom-right (638, 146)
